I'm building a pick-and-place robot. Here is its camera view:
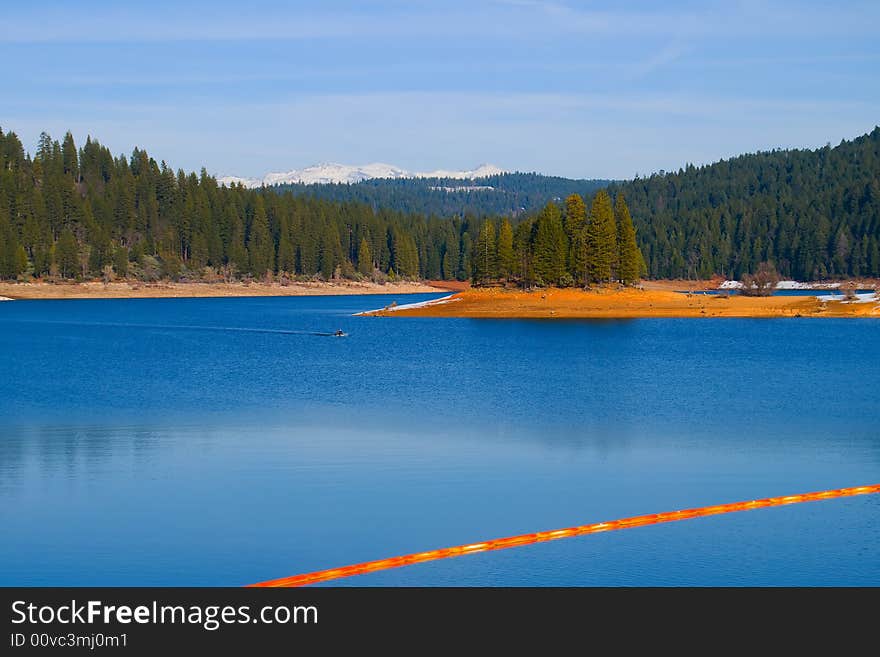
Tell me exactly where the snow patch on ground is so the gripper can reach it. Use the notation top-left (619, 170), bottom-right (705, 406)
top-left (719, 280), bottom-right (844, 290)
top-left (816, 292), bottom-right (879, 304)
top-left (354, 294), bottom-right (458, 315)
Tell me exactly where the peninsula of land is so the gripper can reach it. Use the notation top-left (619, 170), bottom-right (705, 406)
top-left (364, 286), bottom-right (880, 319)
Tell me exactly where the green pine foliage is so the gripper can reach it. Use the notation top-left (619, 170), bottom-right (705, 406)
top-left (276, 173), bottom-right (611, 218)
top-left (615, 193), bottom-right (642, 284)
top-left (473, 219), bottom-right (497, 284)
top-left (0, 127), bottom-right (471, 283)
top-left (532, 202), bottom-right (567, 286)
top-left (2, 125), bottom-right (876, 286)
top-left (565, 194), bottom-right (589, 285)
top-left (496, 218), bottom-right (514, 281)
top-left (55, 228), bottom-right (79, 278)
top-left (585, 190), bottom-right (617, 283)
top-left (609, 127), bottom-right (880, 280)
top-left (357, 237), bottom-right (373, 276)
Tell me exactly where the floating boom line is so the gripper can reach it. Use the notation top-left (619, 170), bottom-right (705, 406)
top-left (247, 484), bottom-right (880, 587)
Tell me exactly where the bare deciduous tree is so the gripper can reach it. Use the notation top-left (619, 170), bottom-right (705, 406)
top-left (739, 262), bottom-right (780, 297)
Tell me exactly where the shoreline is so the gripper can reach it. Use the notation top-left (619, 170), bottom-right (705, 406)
top-left (0, 280), bottom-right (446, 300)
top-left (362, 287), bottom-right (880, 319)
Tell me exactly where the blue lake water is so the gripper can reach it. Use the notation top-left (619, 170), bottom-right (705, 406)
top-left (1, 293), bottom-right (878, 586)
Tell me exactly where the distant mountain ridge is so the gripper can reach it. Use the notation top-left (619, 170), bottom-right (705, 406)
top-left (273, 172), bottom-right (615, 219)
top-left (217, 162), bottom-right (505, 188)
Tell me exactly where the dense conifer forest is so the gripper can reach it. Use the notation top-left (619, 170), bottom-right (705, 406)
top-left (276, 174), bottom-right (611, 218)
top-left (286, 127), bottom-right (880, 281)
top-left (1, 126), bottom-right (877, 284)
top-left (611, 128), bottom-right (880, 280)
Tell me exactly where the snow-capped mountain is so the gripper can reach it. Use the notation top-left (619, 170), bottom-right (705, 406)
top-left (216, 163), bottom-right (505, 188)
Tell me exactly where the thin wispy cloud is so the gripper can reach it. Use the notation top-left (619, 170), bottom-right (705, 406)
top-left (3, 2), bottom-right (878, 43)
top-left (1, 1), bottom-right (877, 178)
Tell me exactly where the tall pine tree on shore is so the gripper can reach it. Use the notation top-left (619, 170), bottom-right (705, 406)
top-left (565, 194), bottom-right (589, 286)
top-left (473, 219), bottom-right (497, 284)
top-left (533, 202), bottom-right (567, 285)
top-left (496, 218), bottom-right (514, 281)
top-left (586, 190), bottom-right (617, 283)
top-left (615, 193), bottom-right (642, 284)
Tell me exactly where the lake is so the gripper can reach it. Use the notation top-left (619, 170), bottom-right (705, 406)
top-left (1, 293), bottom-right (878, 586)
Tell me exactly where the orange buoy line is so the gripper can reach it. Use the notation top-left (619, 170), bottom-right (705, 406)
top-left (247, 484), bottom-right (880, 587)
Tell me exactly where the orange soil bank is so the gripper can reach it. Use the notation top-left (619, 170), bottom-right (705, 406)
top-left (365, 286), bottom-right (880, 319)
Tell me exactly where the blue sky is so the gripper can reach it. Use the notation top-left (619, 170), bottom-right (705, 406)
top-left (1, 0), bottom-right (878, 179)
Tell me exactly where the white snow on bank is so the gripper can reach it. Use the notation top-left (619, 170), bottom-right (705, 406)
top-left (720, 280), bottom-right (844, 290)
top-left (354, 294), bottom-right (459, 315)
top-left (816, 292), bottom-right (879, 304)
top-left (0, 296), bottom-right (12, 301)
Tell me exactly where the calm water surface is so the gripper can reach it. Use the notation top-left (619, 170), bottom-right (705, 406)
top-left (1, 294), bottom-right (878, 585)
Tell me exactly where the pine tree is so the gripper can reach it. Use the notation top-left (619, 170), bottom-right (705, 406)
top-left (55, 228), bottom-right (79, 278)
top-left (458, 232), bottom-right (472, 281)
top-left (277, 214), bottom-right (296, 274)
top-left (586, 190), bottom-right (617, 283)
top-left (513, 219), bottom-right (536, 288)
top-left (61, 132), bottom-right (78, 181)
top-left (392, 230), bottom-right (419, 278)
top-left (473, 219), bottom-right (497, 284)
top-left (248, 196), bottom-right (274, 276)
top-left (227, 208), bottom-right (249, 276)
top-left (565, 194), bottom-right (589, 286)
top-left (563, 193), bottom-right (586, 270)
top-left (357, 237), bottom-right (373, 276)
top-left (615, 193), bottom-right (642, 285)
top-left (319, 222), bottom-right (343, 279)
top-left (869, 237), bottom-right (880, 276)
top-left (442, 231), bottom-right (459, 280)
top-left (570, 227), bottom-right (589, 286)
top-left (13, 244), bottom-right (28, 277)
top-left (496, 218), bottom-right (514, 281)
top-left (532, 202), bottom-right (567, 285)
top-left (114, 246), bottom-right (129, 277)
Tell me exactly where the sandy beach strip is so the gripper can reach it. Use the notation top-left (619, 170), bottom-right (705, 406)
top-left (0, 280), bottom-right (446, 300)
top-left (361, 287), bottom-right (880, 319)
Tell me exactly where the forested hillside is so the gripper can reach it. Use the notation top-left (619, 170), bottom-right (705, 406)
top-left (1, 126), bottom-right (877, 284)
top-left (0, 129), bottom-right (487, 282)
top-left (612, 127), bottom-right (880, 280)
top-left (286, 128), bottom-right (880, 280)
top-left (275, 173), bottom-right (611, 218)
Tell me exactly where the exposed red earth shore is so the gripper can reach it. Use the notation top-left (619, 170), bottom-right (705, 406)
top-left (364, 285), bottom-right (880, 319)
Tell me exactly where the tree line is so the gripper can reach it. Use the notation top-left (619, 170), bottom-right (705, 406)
top-left (284, 127), bottom-right (880, 281)
top-left (4, 125), bottom-right (875, 285)
top-left (609, 128), bottom-right (880, 280)
top-left (471, 191), bottom-right (643, 287)
top-left (276, 173), bottom-right (611, 219)
top-left (0, 128), bottom-right (644, 287)
top-left (0, 128), bottom-right (478, 283)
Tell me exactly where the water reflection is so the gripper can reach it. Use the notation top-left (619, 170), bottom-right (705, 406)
top-left (1, 296), bottom-right (878, 585)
